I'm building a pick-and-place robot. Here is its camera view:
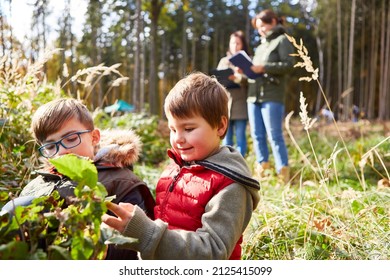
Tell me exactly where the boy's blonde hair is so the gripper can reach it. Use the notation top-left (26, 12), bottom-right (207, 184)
top-left (164, 72), bottom-right (229, 138)
top-left (31, 98), bottom-right (94, 144)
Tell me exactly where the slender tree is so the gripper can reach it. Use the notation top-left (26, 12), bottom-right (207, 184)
top-left (78, 0), bottom-right (105, 108)
top-left (133, 0), bottom-right (142, 112)
top-left (367, 2), bottom-right (378, 119)
top-left (344, 0), bottom-right (356, 120)
top-left (146, 0), bottom-right (164, 115)
top-left (30, 0), bottom-right (51, 64)
top-left (56, 0), bottom-right (74, 88)
top-left (336, 0), bottom-right (343, 119)
top-left (378, 0), bottom-right (390, 120)
top-left (359, 0), bottom-right (366, 114)
top-left (180, 7), bottom-right (188, 77)
top-left (0, 1), bottom-right (5, 56)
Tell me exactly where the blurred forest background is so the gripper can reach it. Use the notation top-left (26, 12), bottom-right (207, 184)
top-left (0, 0), bottom-right (389, 120)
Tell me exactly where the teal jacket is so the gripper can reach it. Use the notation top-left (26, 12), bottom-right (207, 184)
top-left (247, 25), bottom-right (294, 104)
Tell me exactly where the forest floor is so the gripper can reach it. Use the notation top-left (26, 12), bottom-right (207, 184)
top-left (288, 118), bottom-right (390, 140)
top-left (242, 119), bottom-right (390, 260)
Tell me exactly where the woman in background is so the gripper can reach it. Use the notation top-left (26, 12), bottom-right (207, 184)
top-left (216, 30), bottom-right (249, 157)
top-left (247, 9), bottom-right (294, 183)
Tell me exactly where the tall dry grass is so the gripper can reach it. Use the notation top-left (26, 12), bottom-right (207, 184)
top-left (0, 49), bottom-right (129, 191)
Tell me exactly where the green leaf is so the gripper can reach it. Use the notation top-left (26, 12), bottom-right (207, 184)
top-left (94, 182), bottom-right (108, 199)
top-left (0, 191), bottom-right (9, 202)
top-left (48, 245), bottom-right (71, 260)
top-left (105, 235), bottom-right (138, 246)
top-left (351, 200), bottom-right (364, 215)
top-left (101, 226), bottom-right (138, 246)
top-left (104, 195), bottom-right (116, 202)
top-left (0, 241), bottom-right (29, 260)
top-left (49, 154), bottom-right (98, 188)
top-left (71, 236), bottom-right (94, 260)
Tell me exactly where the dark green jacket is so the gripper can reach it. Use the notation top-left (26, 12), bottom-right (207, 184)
top-left (247, 25), bottom-right (294, 104)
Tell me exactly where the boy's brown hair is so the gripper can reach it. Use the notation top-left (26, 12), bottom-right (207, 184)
top-left (164, 72), bottom-right (229, 138)
top-left (31, 98), bottom-right (94, 144)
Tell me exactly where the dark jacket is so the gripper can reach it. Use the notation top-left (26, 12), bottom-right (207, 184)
top-left (19, 129), bottom-right (155, 260)
top-left (247, 25), bottom-right (294, 104)
top-left (217, 56), bottom-right (248, 120)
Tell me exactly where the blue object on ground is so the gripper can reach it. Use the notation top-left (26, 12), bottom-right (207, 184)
top-left (104, 100), bottom-right (134, 113)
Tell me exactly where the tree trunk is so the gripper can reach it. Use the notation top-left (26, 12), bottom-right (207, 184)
top-left (159, 32), bottom-right (167, 116)
top-left (325, 7), bottom-right (333, 111)
top-left (149, 0), bottom-right (163, 115)
top-left (132, 0), bottom-right (141, 112)
top-left (315, 34), bottom-right (324, 114)
top-left (191, 34), bottom-right (196, 71)
top-left (344, 0), bottom-right (356, 120)
top-left (367, 5), bottom-right (378, 119)
top-left (212, 28), bottom-right (219, 69)
top-left (336, 0), bottom-right (343, 119)
top-left (385, 2), bottom-right (390, 119)
top-left (202, 37), bottom-right (210, 74)
top-left (359, 2), bottom-right (366, 113)
top-left (180, 10), bottom-right (187, 77)
top-left (140, 23), bottom-right (146, 111)
top-left (0, 2), bottom-right (4, 56)
top-left (378, 1), bottom-right (390, 120)
top-left (242, 0), bottom-right (250, 50)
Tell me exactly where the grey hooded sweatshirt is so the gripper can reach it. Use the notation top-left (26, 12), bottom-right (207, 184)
top-left (117, 145), bottom-right (260, 260)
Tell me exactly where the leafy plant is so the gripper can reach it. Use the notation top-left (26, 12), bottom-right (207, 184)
top-left (0, 155), bottom-right (109, 259)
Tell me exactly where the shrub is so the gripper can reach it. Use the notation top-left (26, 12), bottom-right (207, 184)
top-left (0, 155), bottom-right (109, 259)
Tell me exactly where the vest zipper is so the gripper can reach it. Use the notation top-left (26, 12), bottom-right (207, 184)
top-left (169, 171), bottom-right (181, 192)
top-left (160, 169), bottom-right (181, 218)
top-left (260, 85), bottom-right (264, 97)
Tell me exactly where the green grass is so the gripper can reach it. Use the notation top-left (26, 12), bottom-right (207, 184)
top-left (243, 177), bottom-right (389, 260)
top-left (241, 120), bottom-right (390, 260)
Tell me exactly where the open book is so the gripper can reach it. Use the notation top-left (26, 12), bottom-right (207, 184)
top-left (228, 50), bottom-right (262, 79)
top-left (209, 68), bottom-right (240, 89)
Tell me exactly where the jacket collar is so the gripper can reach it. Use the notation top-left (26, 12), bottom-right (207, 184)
top-left (264, 24), bottom-right (286, 42)
top-left (167, 146), bottom-right (260, 191)
top-left (93, 129), bottom-right (141, 168)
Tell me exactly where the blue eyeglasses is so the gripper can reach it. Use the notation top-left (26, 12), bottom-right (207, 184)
top-left (38, 130), bottom-right (91, 158)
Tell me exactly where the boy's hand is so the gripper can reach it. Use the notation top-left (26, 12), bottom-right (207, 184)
top-left (102, 201), bottom-right (135, 233)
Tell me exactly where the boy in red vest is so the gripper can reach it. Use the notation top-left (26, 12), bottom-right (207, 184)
top-left (103, 72), bottom-right (260, 259)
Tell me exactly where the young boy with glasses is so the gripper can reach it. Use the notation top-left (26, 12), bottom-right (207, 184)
top-left (102, 72), bottom-right (260, 259)
top-left (16, 98), bottom-right (155, 259)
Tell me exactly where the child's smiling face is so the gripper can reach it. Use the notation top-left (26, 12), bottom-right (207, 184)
top-left (167, 112), bottom-right (227, 162)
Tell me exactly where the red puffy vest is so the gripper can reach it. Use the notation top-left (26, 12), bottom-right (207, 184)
top-left (154, 159), bottom-right (242, 260)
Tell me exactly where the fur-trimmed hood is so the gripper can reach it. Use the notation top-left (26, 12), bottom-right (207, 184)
top-left (94, 129), bottom-right (142, 168)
